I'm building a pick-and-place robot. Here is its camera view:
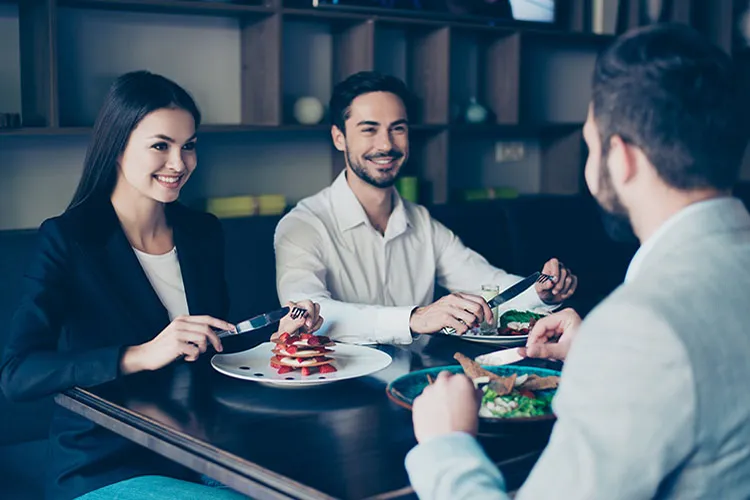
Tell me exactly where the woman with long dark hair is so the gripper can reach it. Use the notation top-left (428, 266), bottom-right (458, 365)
top-left (0, 70), bottom-right (322, 500)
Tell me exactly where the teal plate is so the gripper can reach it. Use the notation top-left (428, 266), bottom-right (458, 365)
top-left (386, 364), bottom-right (561, 427)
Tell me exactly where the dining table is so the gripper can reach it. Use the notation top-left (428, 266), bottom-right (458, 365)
top-left (55, 329), bottom-right (561, 500)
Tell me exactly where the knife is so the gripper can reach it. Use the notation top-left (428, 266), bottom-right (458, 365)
top-left (440, 272), bottom-right (541, 336)
top-left (474, 347), bottom-right (524, 366)
top-left (217, 306), bottom-right (290, 339)
top-left (486, 272), bottom-right (540, 309)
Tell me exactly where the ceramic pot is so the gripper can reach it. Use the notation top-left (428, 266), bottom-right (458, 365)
top-left (294, 96), bottom-right (325, 125)
top-left (465, 97), bottom-right (488, 124)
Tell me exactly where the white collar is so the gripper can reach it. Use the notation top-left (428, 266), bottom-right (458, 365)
top-left (330, 170), bottom-right (411, 237)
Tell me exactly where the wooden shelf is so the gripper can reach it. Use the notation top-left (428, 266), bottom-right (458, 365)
top-left (2, 0), bottom-right (736, 213)
top-left (0, 127), bottom-right (90, 136)
top-left (521, 28), bottom-right (615, 45)
top-left (0, 124), bottom-right (329, 135)
top-left (57, 0), bottom-right (273, 16)
top-left (282, 3), bottom-right (558, 31)
top-left (0, 123), bottom-right (483, 136)
top-left (448, 122), bottom-right (582, 136)
top-left (202, 124), bottom-right (329, 133)
top-left (281, 7), bottom-right (370, 23)
top-left (0, 122), bottom-right (584, 134)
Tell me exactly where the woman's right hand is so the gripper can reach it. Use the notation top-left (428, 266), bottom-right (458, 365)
top-left (120, 315), bottom-right (234, 375)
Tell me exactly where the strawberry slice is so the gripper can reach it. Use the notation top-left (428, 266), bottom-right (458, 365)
top-left (300, 333), bottom-right (313, 340)
top-left (286, 334), bottom-right (301, 345)
top-left (306, 336), bottom-right (321, 346)
top-left (278, 332), bottom-right (290, 343)
top-left (285, 345), bottom-right (298, 355)
top-left (277, 366), bottom-right (293, 374)
top-left (301, 366), bottom-right (313, 377)
top-left (319, 364), bottom-right (337, 374)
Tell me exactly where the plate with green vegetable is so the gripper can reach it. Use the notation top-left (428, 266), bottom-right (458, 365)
top-left (386, 352), bottom-right (559, 430)
top-left (443, 309), bottom-right (549, 346)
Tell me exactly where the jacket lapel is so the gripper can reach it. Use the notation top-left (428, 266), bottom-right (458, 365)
top-left (79, 200), bottom-right (222, 343)
top-left (102, 223), bottom-right (171, 339)
top-left (168, 203), bottom-right (217, 318)
top-left (81, 200), bottom-right (170, 343)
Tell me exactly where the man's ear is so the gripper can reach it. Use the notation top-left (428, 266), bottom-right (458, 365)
top-left (331, 125), bottom-right (346, 152)
top-left (608, 134), bottom-right (638, 185)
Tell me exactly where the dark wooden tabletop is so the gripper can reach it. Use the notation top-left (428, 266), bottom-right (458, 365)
top-left (55, 330), bottom-right (561, 500)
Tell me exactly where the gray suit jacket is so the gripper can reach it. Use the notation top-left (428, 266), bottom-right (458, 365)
top-left (406, 197), bottom-right (750, 499)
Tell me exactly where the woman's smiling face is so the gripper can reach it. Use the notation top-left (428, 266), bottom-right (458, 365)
top-left (115, 107), bottom-right (198, 204)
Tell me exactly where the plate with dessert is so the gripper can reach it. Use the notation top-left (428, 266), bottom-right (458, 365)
top-left (210, 332), bottom-right (393, 388)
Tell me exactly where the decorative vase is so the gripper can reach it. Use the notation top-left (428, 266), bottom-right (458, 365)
top-left (293, 96), bottom-right (324, 125)
top-left (643, 0), bottom-right (664, 23)
top-left (396, 176), bottom-right (419, 203)
top-left (464, 97), bottom-right (488, 124)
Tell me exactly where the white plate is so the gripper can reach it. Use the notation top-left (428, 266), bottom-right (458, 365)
top-left (210, 342), bottom-right (393, 388)
top-left (452, 333), bottom-right (529, 346)
top-left (442, 304), bottom-right (559, 345)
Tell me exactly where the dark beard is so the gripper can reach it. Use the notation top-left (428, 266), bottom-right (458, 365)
top-left (346, 147), bottom-right (402, 189)
top-left (597, 205), bottom-right (639, 244)
top-left (595, 154), bottom-right (639, 244)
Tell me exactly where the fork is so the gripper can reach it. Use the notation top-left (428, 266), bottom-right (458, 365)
top-left (537, 273), bottom-right (556, 284)
top-left (290, 306), bottom-right (307, 320)
top-left (216, 306), bottom-right (309, 339)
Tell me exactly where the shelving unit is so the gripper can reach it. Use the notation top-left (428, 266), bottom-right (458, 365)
top-left (0, 0), bottom-right (742, 206)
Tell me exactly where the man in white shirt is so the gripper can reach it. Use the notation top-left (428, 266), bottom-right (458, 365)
top-left (405, 24), bottom-right (750, 499)
top-left (274, 72), bottom-right (577, 344)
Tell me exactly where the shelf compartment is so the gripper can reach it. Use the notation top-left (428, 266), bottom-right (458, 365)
top-left (0, 2), bottom-right (22, 120)
top-left (447, 124), bottom-right (585, 200)
top-left (17, 0), bottom-right (58, 128)
top-left (539, 127), bottom-right (584, 195)
top-left (281, 15), bottom-right (375, 125)
top-left (56, 6), bottom-right (245, 126)
top-left (450, 28), bottom-right (519, 126)
top-left (518, 32), bottom-right (606, 126)
top-left (410, 129), bottom-right (449, 204)
top-left (373, 20), bottom-right (449, 125)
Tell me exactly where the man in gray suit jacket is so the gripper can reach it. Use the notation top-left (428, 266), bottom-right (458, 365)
top-left (404, 23), bottom-right (750, 499)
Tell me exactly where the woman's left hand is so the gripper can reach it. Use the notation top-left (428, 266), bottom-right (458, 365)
top-left (272, 300), bottom-right (323, 340)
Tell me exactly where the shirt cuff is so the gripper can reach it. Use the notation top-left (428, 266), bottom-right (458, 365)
top-left (374, 306), bottom-right (415, 344)
top-left (405, 432), bottom-right (507, 499)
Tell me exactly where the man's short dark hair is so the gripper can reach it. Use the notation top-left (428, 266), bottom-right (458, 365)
top-left (592, 23), bottom-right (748, 191)
top-left (329, 71), bottom-right (414, 134)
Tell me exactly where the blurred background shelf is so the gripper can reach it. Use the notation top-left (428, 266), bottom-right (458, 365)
top-left (0, 0), bottom-right (746, 229)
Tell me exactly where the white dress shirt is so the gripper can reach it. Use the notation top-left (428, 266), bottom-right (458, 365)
top-left (274, 171), bottom-right (548, 344)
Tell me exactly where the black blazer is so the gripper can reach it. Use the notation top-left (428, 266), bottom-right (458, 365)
top-left (0, 198), bottom-right (229, 500)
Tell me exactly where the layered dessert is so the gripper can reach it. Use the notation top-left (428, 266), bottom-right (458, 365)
top-left (269, 332), bottom-right (337, 376)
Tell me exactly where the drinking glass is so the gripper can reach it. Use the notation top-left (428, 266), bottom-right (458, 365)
top-left (479, 284), bottom-right (500, 334)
